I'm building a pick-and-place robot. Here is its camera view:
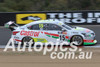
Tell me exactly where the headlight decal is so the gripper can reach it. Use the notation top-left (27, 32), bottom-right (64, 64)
top-left (82, 33), bottom-right (91, 37)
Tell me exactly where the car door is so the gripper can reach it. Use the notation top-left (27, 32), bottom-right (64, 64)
top-left (42, 23), bottom-right (66, 43)
top-left (28, 24), bottom-right (48, 43)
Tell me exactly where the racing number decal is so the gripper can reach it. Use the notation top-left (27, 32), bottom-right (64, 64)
top-left (59, 35), bottom-right (65, 41)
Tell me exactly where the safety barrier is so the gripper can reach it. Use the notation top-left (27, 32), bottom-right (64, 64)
top-left (0, 11), bottom-right (100, 26)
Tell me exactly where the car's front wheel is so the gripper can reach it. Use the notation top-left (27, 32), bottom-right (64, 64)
top-left (71, 35), bottom-right (83, 46)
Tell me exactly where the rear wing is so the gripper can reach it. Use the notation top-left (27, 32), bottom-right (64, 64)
top-left (4, 21), bottom-right (19, 28)
top-left (4, 21), bottom-right (19, 31)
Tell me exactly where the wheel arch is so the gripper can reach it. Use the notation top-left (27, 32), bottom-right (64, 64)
top-left (21, 36), bottom-right (34, 43)
top-left (70, 35), bottom-right (84, 42)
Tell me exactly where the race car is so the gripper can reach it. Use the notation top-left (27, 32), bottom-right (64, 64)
top-left (4, 20), bottom-right (97, 46)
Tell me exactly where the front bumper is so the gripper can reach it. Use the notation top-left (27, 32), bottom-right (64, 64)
top-left (83, 40), bottom-right (97, 45)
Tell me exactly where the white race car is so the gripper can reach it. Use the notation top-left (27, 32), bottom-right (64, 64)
top-left (5, 20), bottom-right (97, 46)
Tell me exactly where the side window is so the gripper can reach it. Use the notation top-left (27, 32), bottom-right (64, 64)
top-left (43, 23), bottom-right (62, 30)
top-left (28, 23), bottom-right (62, 31)
top-left (49, 24), bottom-right (62, 30)
top-left (43, 24), bottom-right (49, 30)
top-left (28, 24), bottom-right (40, 30)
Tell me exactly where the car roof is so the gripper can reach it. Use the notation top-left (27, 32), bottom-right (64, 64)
top-left (24, 20), bottom-right (64, 27)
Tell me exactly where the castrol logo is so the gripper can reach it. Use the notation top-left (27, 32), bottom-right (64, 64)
top-left (20, 30), bottom-right (40, 37)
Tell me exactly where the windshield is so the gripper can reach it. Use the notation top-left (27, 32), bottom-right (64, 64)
top-left (62, 24), bottom-right (72, 30)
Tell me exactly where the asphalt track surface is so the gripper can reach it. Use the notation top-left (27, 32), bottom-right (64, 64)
top-left (0, 25), bottom-right (100, 48)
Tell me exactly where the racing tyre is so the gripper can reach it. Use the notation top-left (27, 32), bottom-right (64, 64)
top-left (71, 35), bottom-right (83, 46)
top-left (22, 36), bottom-right (34, 47)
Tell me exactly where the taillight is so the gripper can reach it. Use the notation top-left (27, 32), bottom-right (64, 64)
top-left (13, 31), bottom-right (19, 35)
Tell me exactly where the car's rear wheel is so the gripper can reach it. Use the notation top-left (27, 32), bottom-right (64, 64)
top-left (71, 35), bottom-right (83, 46)
top-left (22, 36), bottom-right (34, 47)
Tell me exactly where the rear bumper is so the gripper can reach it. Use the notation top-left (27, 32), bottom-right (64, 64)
top-left (13, 38), bottom-right (22, 44)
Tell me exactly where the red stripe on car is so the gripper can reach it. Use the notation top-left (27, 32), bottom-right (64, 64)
top-left (84, 40), bottom-right (94, 42)
top-left (44, 32), bottom-right (59, 37)
top-left (13, 31), bottom-right (19, 35)
top-left (15, 39), bottom-right (21, 42)
top-left (65, 36), bottom-right (69, 39)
